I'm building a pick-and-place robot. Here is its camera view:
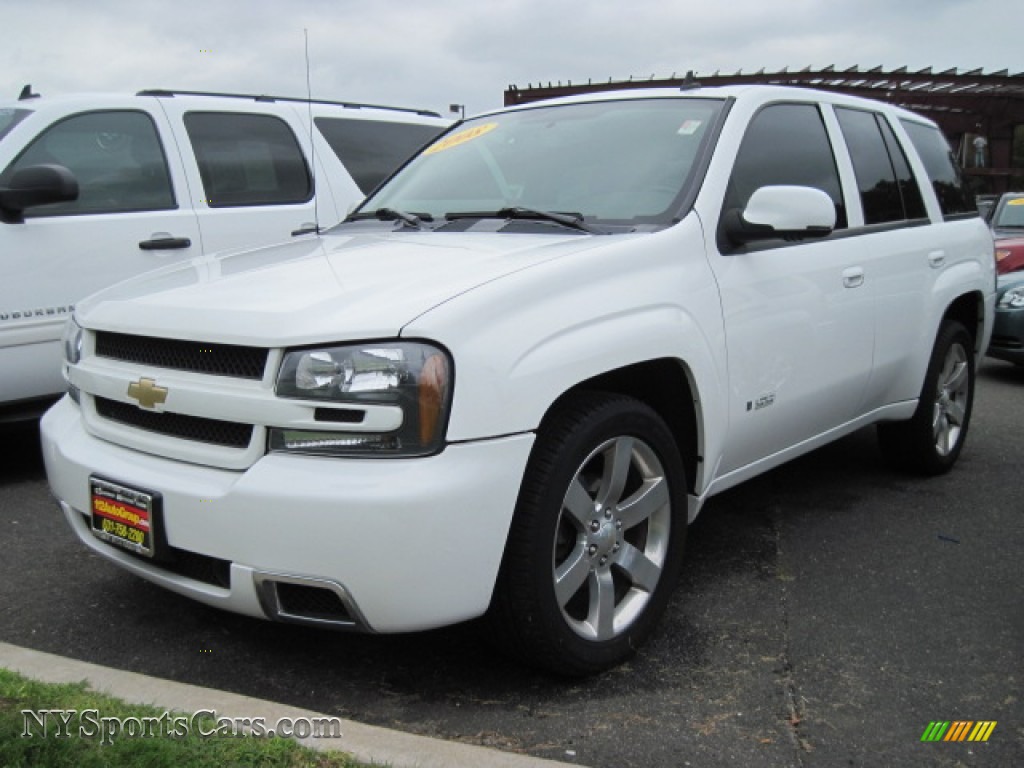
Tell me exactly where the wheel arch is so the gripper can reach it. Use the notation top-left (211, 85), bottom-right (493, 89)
top-left (940, 289), bottom-right (986, 358)
top-left (542, 358), bottom-right (703, 496)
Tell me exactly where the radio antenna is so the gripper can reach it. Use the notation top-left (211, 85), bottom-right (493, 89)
top-left (304, 29), bottom-right (320, 236)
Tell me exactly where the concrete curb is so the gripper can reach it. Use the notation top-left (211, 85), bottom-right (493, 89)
top-left (0, 642), bottom-right (581, 768)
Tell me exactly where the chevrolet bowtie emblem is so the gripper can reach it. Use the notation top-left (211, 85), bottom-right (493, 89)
top-left (127, 377), bottom-right (168, 409)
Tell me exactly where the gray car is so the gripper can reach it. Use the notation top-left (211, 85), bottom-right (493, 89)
top-left (989, 274), bottom-right (1024, 365)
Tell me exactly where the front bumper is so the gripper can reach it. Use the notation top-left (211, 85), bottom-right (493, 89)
top-left (987, 304), bottom-right (1024, 364)
top-left (41, 397), bottom-right (534, 632)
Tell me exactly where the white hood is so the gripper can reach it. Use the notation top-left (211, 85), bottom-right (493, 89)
top-left (77, 229), bottom-right (609, 346)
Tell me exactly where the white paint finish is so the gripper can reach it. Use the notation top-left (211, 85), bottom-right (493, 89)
top-left (38, 85), bottom-right (996, 636)
top-left (0, 91), bottom-right (450, 410)
top-left (42, 397), bottom-right (534, 632)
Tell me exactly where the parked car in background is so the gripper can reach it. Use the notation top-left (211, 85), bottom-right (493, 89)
top-left (976, 193), bottom-right (999, 221)
top-left (0, 87), bottom-right (449, 422)
top-left (42, 85), bottom-right (994, 675)
top-left (985, 192), bottom-right (1024, 274)
top-left (988, 274), bottom-right (1024, 365)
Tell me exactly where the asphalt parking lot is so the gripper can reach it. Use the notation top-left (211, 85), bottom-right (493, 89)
top-left (1, 361), bottom-right (1021, 767)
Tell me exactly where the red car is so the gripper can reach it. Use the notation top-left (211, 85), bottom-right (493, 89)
top-left (995, 235), bottom-right (1024, 275)
top-left (988, 193), bottom-right (1024, 274)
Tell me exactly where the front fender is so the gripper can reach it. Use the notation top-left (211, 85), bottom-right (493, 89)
top-left (401, 221), bottom-right (729, 491)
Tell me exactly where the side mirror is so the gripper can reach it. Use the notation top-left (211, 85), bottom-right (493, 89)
top-left (0, 164), bottom-right (79, 223)
top-left (724, 185), bottom-right (836, 246)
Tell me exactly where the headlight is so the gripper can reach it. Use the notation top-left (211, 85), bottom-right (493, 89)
top-left (271, 341), bottom-right (452, 457)
top-left (998, 286), bottom-right (1024, 309)
top-left (61, 316), bottom-right (83, 365)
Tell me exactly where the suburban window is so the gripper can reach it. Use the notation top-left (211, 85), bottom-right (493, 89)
top-left (836, 107), bottom-right (927, 224)
top-left (0, 110), bottom-right (174, 216)
top-left (315, 117), bottom-right (446, 194)
top-left (899, 120), bottom-right (975, 218)
top-left (723, 103), bottom-right (847, 229)
top-left (184, 112), bottom-right (311, 207)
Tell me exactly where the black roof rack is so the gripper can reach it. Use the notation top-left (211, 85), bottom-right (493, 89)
top-left (135, 89), bottom-right (442, 118)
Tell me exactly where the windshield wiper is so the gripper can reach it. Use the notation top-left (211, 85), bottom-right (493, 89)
top-left (344, 208), bottom-right (432, 229)
top-left (446, 206), bottom-right (595, 233)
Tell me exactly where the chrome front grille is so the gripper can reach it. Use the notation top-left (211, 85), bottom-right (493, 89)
top-left (95, 396), bottom-right (253, 449)
top-left (95, 331), bottom-right (269, 379)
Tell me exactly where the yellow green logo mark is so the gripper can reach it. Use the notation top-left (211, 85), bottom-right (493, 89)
top-left (921, 721), bottom-right (997, 742)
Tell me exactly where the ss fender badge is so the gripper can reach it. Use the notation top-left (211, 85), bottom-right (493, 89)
top-left (746, 392), bottom-right (776, 412)
top-left (127, 377), bottom-right (168, 409)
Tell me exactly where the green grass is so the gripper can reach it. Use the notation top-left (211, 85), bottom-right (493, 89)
top-left (0, 667), bottom-right (370, 767)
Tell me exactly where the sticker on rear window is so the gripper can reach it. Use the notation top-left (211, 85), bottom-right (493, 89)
top-left (425, 123), bottom-right (498, 155)
top-left (678, 119), bottom-right (702, 135)
top-left (1008, 198), bottom-right (1024, 206)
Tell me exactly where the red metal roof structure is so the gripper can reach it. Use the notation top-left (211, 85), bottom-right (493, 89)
top-left (504, 66), bottom-right (1024, 194)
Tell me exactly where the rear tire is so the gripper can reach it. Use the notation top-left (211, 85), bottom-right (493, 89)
top-left (877, 320), bottom-right (975, 475)
top-left (487, 392), bottom-right (688, 676)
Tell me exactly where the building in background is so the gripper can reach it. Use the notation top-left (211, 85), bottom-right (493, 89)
top-left (505, 66), bottom-right (1024, 195)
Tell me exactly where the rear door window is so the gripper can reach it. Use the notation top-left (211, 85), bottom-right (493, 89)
top-left (899, 120), bottom-right (976, 219)
top-left (836, 107), bottom-right (927, 224)
top-left (184, 112), bottom-right (311, 207)
top-left (0, 110), bottom-right (175, 216)
top-left (315, 117), bottom-right (446, 193)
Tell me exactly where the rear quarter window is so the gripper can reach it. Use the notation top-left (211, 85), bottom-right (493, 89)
top-left (900, 120), bottom-right (976, 219)
top-left (315, 117), bottom-right (446, 194)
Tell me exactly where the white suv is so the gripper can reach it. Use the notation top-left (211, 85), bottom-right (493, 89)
top-left (0, 87), bottom-right (449, 421)
top-left (42, 85), bottom-right (995, 675)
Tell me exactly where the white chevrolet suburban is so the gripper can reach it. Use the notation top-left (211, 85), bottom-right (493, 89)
top-left (41, 85), bottom-right (996, 675)
top-left (0, 87), bottom-right (449, 421)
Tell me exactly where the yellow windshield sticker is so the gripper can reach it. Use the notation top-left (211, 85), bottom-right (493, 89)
top-left (425, 122), bottom-right (498, 155)
top-left (1008, 198), bottom-right (1024, 206)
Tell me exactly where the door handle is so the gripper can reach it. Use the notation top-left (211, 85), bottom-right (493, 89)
top-left (842, 267), bottom-right (865, 288)
top-left (139, 236), bottom-right (192, 250)
top-left (291, 224), bottom-right (320, 237)
top-left (928, 250), bottom-right (946, 268)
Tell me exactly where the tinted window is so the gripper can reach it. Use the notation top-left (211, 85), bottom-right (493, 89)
top-left (316, 118), bottom-right (445, 194)
top-left (900, 120), bottom-right (975, 218)
top-left (0, 110), bottom-right (174, 216)
top-left (724, 103), bottom-right (846, 229)
top-left (836, 108), bottom-right (926, 224)
top-left (878, 118), bottom-right (927, 219)
top-left (836, 108), bottom-right (904, 224)
top-left (184, 112), bottom-right (310, 207)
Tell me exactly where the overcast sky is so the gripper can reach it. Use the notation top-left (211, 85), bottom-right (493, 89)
top-left (1, 0), bottom-right (1020, 117)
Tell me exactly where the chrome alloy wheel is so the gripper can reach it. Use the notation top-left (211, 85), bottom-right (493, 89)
top-left (552, 435), bottom-right (672, 641)
top-left (933, 342), bottom-right (969, 457)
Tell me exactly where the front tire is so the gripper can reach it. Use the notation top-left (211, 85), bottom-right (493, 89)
top-left (877, 320), bottom-right (975, 475)
top-left (488, 392), bottom-right (688, 676)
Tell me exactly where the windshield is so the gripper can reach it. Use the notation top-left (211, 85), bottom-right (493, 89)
top-left (0, 108), bottom-right (31, 143)
top-left (993, 196), bottom-right (1024, 229)
top-left (360, 97), bottom-right (724, 228)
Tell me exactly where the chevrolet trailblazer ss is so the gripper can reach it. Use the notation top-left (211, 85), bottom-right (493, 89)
top-left (42, 86), bottom-right (995, 675)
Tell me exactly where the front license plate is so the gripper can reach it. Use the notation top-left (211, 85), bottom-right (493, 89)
top-left (90, 477), bottom-right (159, 558)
